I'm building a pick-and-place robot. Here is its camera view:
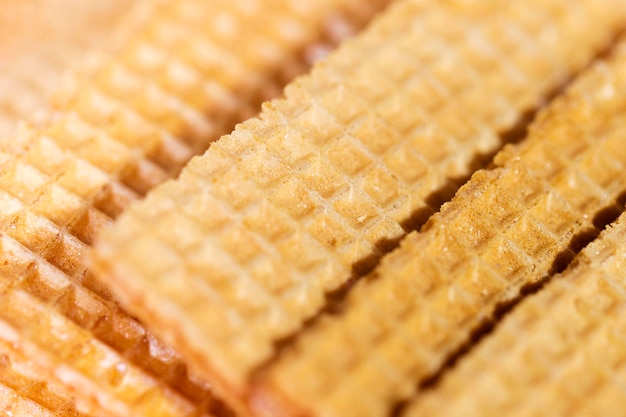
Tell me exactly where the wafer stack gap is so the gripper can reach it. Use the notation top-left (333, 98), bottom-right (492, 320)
top-left (0, 0), bottom-right (391, 415)
top-left (94, 0), bottom-right (626, 413)
top-left (252, 34), bottom-right (626, 417)
top-left (404, 209), bottom-right (626, 417)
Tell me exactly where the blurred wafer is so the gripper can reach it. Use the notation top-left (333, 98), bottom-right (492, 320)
top-left (0, 0), bottom-right (135, 135)
top-left (253, 34), bottom-right (626, 417)
top-left (0, 0), bottom-right (390, 415)
top-left (404, 209), bottom-right (626, 417)
top-left (0, 335), bottom-right (94, 417)
top-left (0, 321), bottom-right (103, 417)
top-left (94, 0), bottom-right (626, 411)
top-left (0, 234), bottom-right (216, 417)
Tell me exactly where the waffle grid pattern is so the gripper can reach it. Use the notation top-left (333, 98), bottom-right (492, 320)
top-left (95, 0), bottom-right (626, 395)
top-left (0, 0), bottom-right (391, 415)
top-left (0, 342), bottom-right (90, 417)
top-left (0, 235), bottom-right (210, 417)
top-left (404, 210), bottom-right (626, 417)
top-left (257, 39), bottom-right (626, 417)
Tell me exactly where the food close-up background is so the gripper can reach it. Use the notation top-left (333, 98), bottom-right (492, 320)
top-left (1, 1), bottom-right (626, 416)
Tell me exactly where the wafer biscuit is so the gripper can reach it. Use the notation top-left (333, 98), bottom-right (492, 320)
top-left (0, 0), bottom-right (388, 415)
top-left (404, 208), bottom-right (626, 417)
top-left (0, 0), bottom-right (135, 135)
top-left (94, 0), bottom-right (626, 410)
top-left (0, 328), bottom-right (96, 417)
top-left (253, 35), bottom-right (626, 417)
top-left (0, 382), bottom-right (62, 417)
top-left (0, 235), bottom-right (214, 417)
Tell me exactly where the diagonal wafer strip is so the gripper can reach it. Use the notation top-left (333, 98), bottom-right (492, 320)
top-left (0, 235), bottom-right (215, 417)
top-left (0, 0), bottom-right (389, 415)
top-left (94, 0), bottom-right (626, 408)
top-left (252, 36), bottom-right (626, 417)
top-left (0, 0), bottom-right (135, 135)
top-left (404, 210), bottom-right (626, 417)
top-left (0, 328), bottom-right (99, 417)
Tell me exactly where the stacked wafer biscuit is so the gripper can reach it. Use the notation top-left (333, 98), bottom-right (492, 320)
top-left (405, 214), bottom-right (626, 417)
top-left (0, 0), bottom-right (391, 415)
top-left (93, 0), bottom-right (626, 415)
top-left (4, 0), bottom-right (626, 415)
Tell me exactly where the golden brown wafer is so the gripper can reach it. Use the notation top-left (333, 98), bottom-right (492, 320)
top-left (253, 36), bottom-right (626, 417)
top-left (0, 0), bottom-right (136, 135)
top-left (404, 209), bottom-right (626, 417)
top-left (94, 0), bottom-right (626, 411)
top-left (0, 382), bottom-right (58, 417)
top-left (0, 0), bottom-right (389, 415)
top-left (0, 234), bottom-right (215, 417)
top-left (0, 329), bottom-right (97, 417)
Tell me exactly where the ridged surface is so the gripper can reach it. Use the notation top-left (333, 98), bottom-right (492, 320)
top-left (252, 36), bottom-right (626, 417)
top-left (0, 0), bottom-right (135, 135)
top-left (0, 383), bottom-right (56, 417)
top-left (405, 210), bottom-right (626, 417)
top-left (0, 236), bottom-right (207, 417)
top-left (0, 0), bottom-right (389, 415)
top-left (94, 0), bottom-right (626, 405)
top-left (0, 337), bottom-right (92, 417)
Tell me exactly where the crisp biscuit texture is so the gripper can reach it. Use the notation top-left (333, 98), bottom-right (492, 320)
top-left (0, 0), bottom-right (391, 415)
top-left (256, 36), bottom-right (626, 417)
top-left (95, 0), bottom-right (626, 406)
top-left (404, 212), bottom-right (626, 417)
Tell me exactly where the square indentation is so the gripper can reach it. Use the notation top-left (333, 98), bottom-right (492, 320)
top-left (375, 94), bottom-right (428, 134)
top-left (250, 256), bottom-right (295, 295)
top-left (505, 214), bottom-right (557, 259)
top-left (362, 165), bottom-right (400, 208)
top-left (481, 235), bottom-right (530, 282)
top-left (333, 188), bottom-right (377, 229)
top-left (450, 214), bottom-right (495, 249)
top-left (456, 258), bottom-right (507, 301)
top-left (68, 207), bottom-right (111, 246)
top-left (264, 127), bottom-right (315, 166)
top-left (530, 190), bottom-right (578, 237)
top-left (327, 136), bottom-right (373, 176)
top-left (57, 158), bottom-right (110, 201)
top-left (290, 102), bottom-right (342, 147)
top-left (277, 232), bottom-right (325, 272)
top-left (300, 153), bottom-right (345, 198)
top-left (270, 177), bottom-right (316, 220)
top-left (31, 184), bottom-right (85, 229)
top-left (1, 162), bottom-right (49, 204)
top-left (319, 86), bottom-right (367, 125)
top-left (244, 200), bottom-right (294, 242)
top-left (349, 116), bottom-right (399, 155)
top-left (383, 144), bottom-right (428, 183)
top-left (219, 226), bottom-right (263, 265)
top-left (308, 210), bottom-right (354, 252)
top-left (552, 169), bottom-right (603, 215)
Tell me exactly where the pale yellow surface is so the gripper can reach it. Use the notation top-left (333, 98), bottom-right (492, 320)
top-left (0, 0), bottom-right (135, 135)
top-left (256, 35), bottom-right (626, 417)
top-left (405, 210), bottom-right (626, 417)
top-left (0, 0), bottom-right (389, 416)
top-left (94, 0), bottom-right (626, 410)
